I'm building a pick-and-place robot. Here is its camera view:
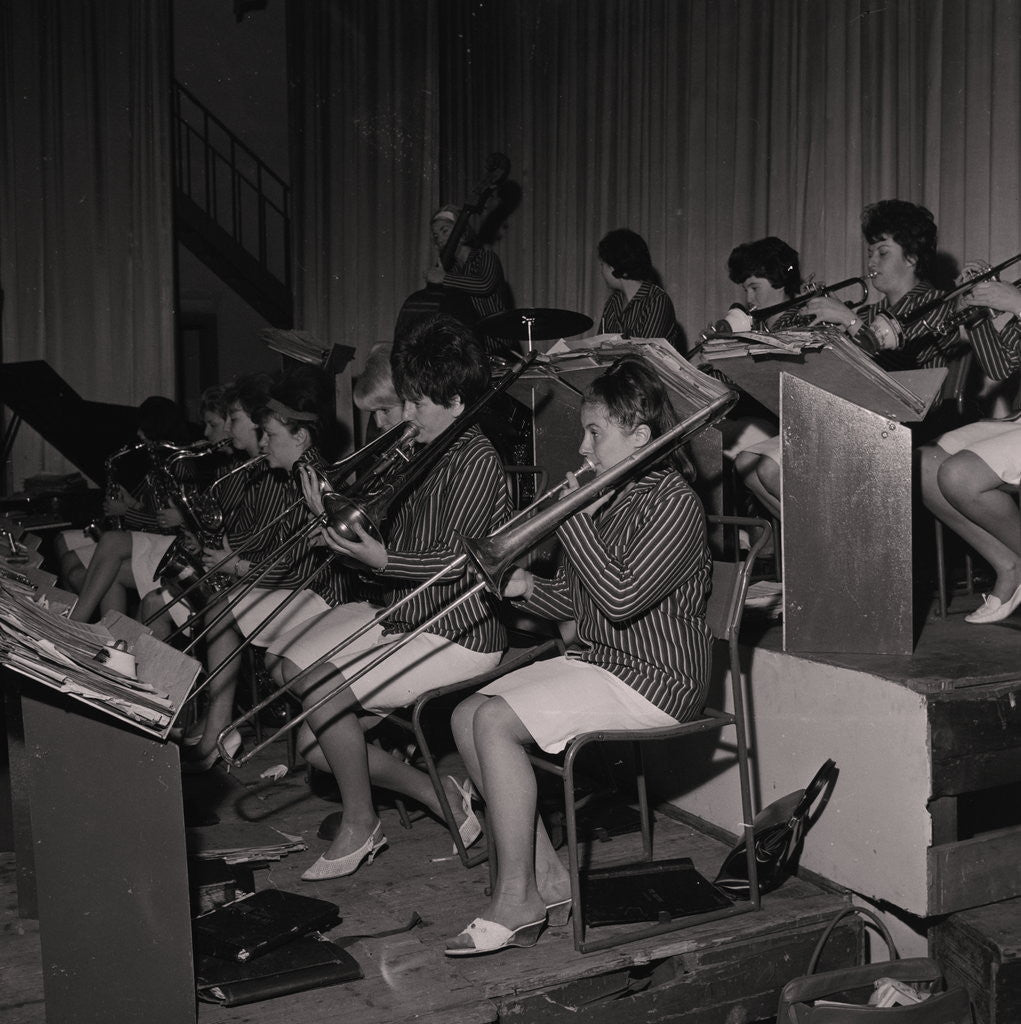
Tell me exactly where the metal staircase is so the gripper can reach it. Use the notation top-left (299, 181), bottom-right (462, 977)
top-left (172, 81), bottom-right (293, 327)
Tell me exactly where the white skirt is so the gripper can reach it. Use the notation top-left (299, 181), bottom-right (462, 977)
top-left (269, 601), bottom-right (500, 714)
top-left (58, 529), bottom-right (97, 567)
top-left (130, 532), bottom-right (176, 598)
top-left (936, 419), bottom-right (1021, 486)
top-left (480, 655), bottom-right (676, 754)
top-left (232, 586), bottom-right (332, 646)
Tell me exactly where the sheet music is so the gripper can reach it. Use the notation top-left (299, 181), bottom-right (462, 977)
top-left (0, 583), bottom-right (200, 738)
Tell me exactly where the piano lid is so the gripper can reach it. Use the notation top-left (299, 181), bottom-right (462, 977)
top-left (0, 361), bottom-right (139, 485)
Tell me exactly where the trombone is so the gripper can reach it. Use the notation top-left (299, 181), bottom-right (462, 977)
top-left (155, 419), bottom-right (415, 634)
top-left (188, 352), bottom-right (540, 696)
top-left (217, 387), bottom-right (739, 767)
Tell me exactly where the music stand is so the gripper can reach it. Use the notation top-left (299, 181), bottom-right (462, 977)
top-left (708, 331), bottom-right (946, 655)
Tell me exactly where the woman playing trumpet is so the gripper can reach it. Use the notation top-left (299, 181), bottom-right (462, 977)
top-left (446, 355), bottom-right (712, 956)
top-left (806, 199), bottom-right (955, 371)
top-left (267, 317), bottom-right (510, 880)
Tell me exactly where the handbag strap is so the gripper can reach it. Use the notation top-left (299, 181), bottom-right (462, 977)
top-left (788, 759), bottom-right (837, 826)
top-left (807, 905), bottom-right (900, 975)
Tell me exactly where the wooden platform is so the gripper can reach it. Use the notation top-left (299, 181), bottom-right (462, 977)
top-left (661, 595), bottom-right (1021, 926)
top-left (1, 727), bottom-right (857, 1024)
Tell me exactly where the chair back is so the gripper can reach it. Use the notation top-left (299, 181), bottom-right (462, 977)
top-left (705, 515), bottom-right (771, 643)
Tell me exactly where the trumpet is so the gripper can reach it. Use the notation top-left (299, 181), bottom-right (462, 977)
top-left (749, 274), bottom-right (874, 323)
top-left (897, 251), bottom-right (1021, 338)
top-left (217, 386), bottom-right (738, 767)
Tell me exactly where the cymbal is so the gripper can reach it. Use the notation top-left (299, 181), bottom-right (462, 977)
top-left (477, 307), bottom-right (593, 341)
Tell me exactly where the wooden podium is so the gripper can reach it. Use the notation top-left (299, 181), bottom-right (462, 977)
top-left (0, 587), bottom-right (201, 1023)
top-left (710, 331), bottom-right (946, 655)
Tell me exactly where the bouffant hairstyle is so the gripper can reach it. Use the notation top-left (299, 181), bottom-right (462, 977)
top-left (727, 237), bottom-right (803, 298)
top-left (861, 200), bottom-right (938, 284)
top-left (598, 228), bottom-right (655, 281)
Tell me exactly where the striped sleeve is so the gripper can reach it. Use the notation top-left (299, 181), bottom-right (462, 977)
top-left (518, 564), bottom-right (575, 622)
top-left (969, 316), bottom-right (1021, 380)
top-left (555, 487), bottom-right (705, 621)
top-left (444, 248), bottom-right (500, 296)
top-left (380, 432), bottom-right (509, 582)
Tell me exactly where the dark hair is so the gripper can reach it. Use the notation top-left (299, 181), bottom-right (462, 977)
top-left (727, 237), bottom-right (802, 297)
top-left (199, 384), bottom-right (229, 420)
top-left (861, 200), bottom-right (937, 284)
top-left (583, 356), bottom-right (694, 480)
top-left (137, 396), bottom-right (190, 445)
top-left (391, 315), bottom-right (489, 409)
top-left (261, 365), bottom-right (339, 460)
top-left (222, 372), bottom-right (274, 421)
top-left (598, 228), bottom-right (655, 281)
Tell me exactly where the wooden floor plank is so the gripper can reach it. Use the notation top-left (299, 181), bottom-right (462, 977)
top-left (2, 733), bottom-right (852, 1024)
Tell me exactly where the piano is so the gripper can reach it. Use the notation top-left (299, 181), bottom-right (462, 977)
top-left (0, 360), bottom-right (139, 527)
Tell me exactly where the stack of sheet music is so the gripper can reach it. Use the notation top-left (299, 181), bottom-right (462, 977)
top-left (700, 327), bottom-right (832, 360)
top-left (541, 334), bottom-right (732, 416)
top-left (261, 328), bottom-right (328, 366)
top-left (0, 585), bottom-right (199, 737)
top-left (187, 822), bottom-right (307, 865)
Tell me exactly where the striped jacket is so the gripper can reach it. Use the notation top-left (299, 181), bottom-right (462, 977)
top-left (518, 467), bottom-right (712, 722)
top-left (375, 425), bottom-right (510, 654)
top-left (600, 281), bottom-right (681, 350)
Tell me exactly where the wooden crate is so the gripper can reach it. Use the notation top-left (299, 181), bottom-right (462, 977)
top-left (931, 898), bottom-right (1021, 1024)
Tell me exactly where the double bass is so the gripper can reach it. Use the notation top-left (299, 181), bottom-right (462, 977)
top-left (394, 152), bottom-right (510, 340)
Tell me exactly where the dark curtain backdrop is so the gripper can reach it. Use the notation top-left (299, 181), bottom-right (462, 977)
top-left (0, 0), bottom-right (174, 487)
top-left (293, 0), bottom-right (1021, 403)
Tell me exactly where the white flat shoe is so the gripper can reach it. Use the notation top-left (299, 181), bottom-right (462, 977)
top-left (444, 916), bottom-right (546, 956)
top-left (301, 822), bottom-right (387, 881)
top-left (965, 584), bottom-right (1021, 624)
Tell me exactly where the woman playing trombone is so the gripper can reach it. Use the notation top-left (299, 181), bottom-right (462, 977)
top-left (267, 316), bottom-right (510, 880)
top-left (446, 355), bottom-right (712, 956)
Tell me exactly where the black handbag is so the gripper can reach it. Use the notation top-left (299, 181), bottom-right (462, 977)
top-left (776, 906), bottom-right (973, 1023)
top-left (714, 759), bottom-right (837, 900)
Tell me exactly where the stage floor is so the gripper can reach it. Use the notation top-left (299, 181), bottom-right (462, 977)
top-left (1, 727), bottom-right (855, 1024)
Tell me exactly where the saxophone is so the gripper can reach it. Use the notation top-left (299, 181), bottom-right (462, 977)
top-left (83, 442), bottom-right (149, 541)
top-left (153, 444), bottom-right (262, 614)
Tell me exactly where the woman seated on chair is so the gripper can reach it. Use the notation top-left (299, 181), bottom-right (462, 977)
top-left (446, 355), bottom-right (712, 956)
top-left (184, 366), bottom-right (351, 771)
top-left (67, 396), bottom-right (196, 623)
top-left (266, 316), bottom-right (510, 881)
top-left (920, 280), bottom-right (1021, 624)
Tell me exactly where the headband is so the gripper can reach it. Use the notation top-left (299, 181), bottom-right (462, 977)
top-left (266, 397), bottom-right (319, 423)
top-left (431, 207), bottom-right (459, 225)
